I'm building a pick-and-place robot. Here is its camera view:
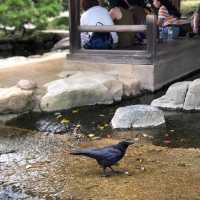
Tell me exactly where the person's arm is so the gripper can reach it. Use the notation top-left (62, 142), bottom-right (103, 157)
top-left (157, 16), bottom-right (165, 26)
top-left (157, 6), bottom-right (168, 26)
top-left (193, 12), bottom-right (200, 33)
top-left (109, 7), bottom-right (122, 20)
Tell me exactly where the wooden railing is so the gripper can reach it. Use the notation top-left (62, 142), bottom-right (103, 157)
top-left (78, 25), bottom-right (147, 33)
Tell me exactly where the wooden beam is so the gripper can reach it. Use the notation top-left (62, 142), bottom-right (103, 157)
top-left (68, 50), bottom-right (152, 65)
top-left (69, 0), bottom-right (80, 53)
top-left (78, 25), bottom-right (147, 33)
top-left (146, 15), bottom-right (157, 64)
top-left (77, 49), bottom-right (148, 56)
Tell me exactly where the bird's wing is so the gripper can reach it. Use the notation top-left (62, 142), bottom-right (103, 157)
top-left (94, 147), bottom-right (123, 166)
top-left (72, 147), bottom-right (122, 162)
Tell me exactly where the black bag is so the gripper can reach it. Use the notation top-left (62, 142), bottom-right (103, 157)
top-left (84, 32), bottom-right (113, 49)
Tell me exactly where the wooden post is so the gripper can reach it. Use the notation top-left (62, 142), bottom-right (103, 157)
top-left (69, 0), bottom-right (80, 53)
top-left (146, 15), bottom-right (157, 64)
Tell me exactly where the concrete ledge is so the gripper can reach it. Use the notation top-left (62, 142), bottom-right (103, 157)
top-left (64, 57), bottom-right (155, 91)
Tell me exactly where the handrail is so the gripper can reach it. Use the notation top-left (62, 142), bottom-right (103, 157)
top-left (78, 25), bottom-right (147, 33)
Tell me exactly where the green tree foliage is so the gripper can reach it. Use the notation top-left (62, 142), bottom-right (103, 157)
top-left (0, 0), bottom-right (63, 33)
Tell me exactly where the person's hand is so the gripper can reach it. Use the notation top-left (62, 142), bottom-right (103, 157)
top-left (109, 7), bottom-right (122, 20)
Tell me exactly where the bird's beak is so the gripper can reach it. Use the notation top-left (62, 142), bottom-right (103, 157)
top-left (126, 140), bottom-right (134, 145)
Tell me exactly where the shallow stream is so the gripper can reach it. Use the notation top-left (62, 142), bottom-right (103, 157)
top-left (6, 73), bottom-right (200, 148)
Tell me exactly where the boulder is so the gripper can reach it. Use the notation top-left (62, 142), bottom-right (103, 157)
top-left (17, 80), bottom-right (37, 90)
top-left (151, 82), bottom-right (190, 110)
top-left (40, 72), bottom-right (123, 112)
top-left (111, 105), bottom-right (165, 129)
top-left (184, 79), bottom-right (200, 110)
top-left (0, 86), bottom-right (34, 113)
top-left (51, 37), bottom-right (69, 51)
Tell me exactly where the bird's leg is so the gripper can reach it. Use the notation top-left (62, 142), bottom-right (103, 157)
top-left (109, 166), bottom-right (124, 174)
top-left (101, 167), bottom-right (110, 177)
top-left (109, 166), bottom-right (116, 172)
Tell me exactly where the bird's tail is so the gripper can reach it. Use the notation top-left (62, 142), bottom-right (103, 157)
top-left (70, 149), bottom-right (86, 156)
top-left (70, 149), bottom-right (97, 159)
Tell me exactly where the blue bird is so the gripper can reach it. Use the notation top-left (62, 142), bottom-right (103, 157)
top-left (70, 140), bottom-right (134, 176)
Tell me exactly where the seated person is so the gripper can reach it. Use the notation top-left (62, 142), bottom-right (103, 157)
top-left (191, 4), bottom-right (200, 35)
top-left (153, 0), bottom-right (181, 26)
top-left (153, 0), bottom-right (181, 39)
top-left (80, 0), bottom-right (118, 49)
top-left (108, 0), bottom-right (148, 48)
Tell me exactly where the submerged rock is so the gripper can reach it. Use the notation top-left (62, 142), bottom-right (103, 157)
top-left (36, 118), bottom-right (69, 134)
top-left (40, 72), bottom-right (123, 112)
top-left (111, 105), bottom-right (165, 129)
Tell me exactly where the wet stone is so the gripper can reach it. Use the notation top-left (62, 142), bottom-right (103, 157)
top-left (36, 118), bottom-right (70, 134)
top-left (111, 105), bottom-right (165, 129)
top-left (0, 184), bottom-right (43, 200)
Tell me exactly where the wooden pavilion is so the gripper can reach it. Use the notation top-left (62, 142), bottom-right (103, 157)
top-left (66, 0), bottom-right (200, 91)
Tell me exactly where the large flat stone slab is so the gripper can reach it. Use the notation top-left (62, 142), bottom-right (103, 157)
top-left (111, 105), bottom-right (165, 129)
top-left (40, 72), bottom-right (123, 112)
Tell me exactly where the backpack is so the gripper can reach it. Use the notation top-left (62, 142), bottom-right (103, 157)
top-left (84, 32), bottom-right (113, 49)
top-left (83, 22), bottom-right (113, 49)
